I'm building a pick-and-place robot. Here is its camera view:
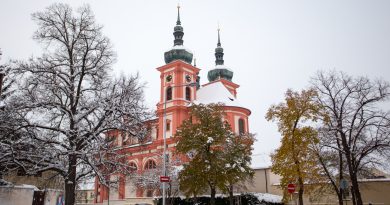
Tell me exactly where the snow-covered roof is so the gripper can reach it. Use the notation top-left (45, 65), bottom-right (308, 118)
top-left (358, 178), bottom-right (390, 182)
top-left (214, 64), bottom-right (233, 72)
top-left (19, 184), bottom-right (39, 191)
top-left (194, 81), bottom-right (242, 107)
top-left (165, 45), bottom-right (193, 53)
top-left (272, 178), bottom-right (390, 187)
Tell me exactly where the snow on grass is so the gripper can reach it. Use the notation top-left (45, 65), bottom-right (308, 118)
top-left (252, 192), bottom-right (283, 203)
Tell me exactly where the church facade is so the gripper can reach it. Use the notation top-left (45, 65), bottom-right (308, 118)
top-left (95, 6), bottom-right (251, 204)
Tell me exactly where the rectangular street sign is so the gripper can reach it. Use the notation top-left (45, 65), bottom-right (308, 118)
top-left (160, 176), bottom-right (170, 182)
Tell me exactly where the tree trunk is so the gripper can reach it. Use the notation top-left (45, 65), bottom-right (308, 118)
top-left (210, 186), bottom-right (216, 205)
top-left (351, 186), bottom-right (356, 205)
top-left (317, 150), bottom-right (343, 205)
top-left (65, 154), bottom-right (77, 205)
top-left (350, 171), bottom-right (363, 205)
top-left (316, 148), bottom-right (343, 205)
top-left (229, 184), bottom-right (234, 205)
top-left (193, 194), bottom-right (198, 205)
top-left (337, 138), bottom-right (344, 205)
top-left (298, 176), bottom-right (304, 205)
top-left (337, 190), bottom-right (343, 205)
top-left (340, 133), bottom-right (363, 205)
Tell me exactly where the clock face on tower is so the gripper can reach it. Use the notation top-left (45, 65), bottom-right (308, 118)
top-left (185, 75), bottom-right (191, 83)
top-left (166, 75), bottom-right (172, 82)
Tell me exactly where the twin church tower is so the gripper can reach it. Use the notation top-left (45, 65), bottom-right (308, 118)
top-left (164, 5), bottom-right (234, 83)
top-left (95, 6), bottom-right (251, 203)
top-left (155, 5), bottom-right (249, 150)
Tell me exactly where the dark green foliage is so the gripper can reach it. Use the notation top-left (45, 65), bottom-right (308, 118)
top-left (175, 103), bottom-right (231, 201)
top-left (157, 196), bottom-right (228, 205)
top-left (175, 103), bottom-right (255, 205)
top-left (156, 194), bottom-right (283, 205)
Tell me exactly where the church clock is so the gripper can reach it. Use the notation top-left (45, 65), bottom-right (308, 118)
top-left (185, 75), bottom-right (191, 83)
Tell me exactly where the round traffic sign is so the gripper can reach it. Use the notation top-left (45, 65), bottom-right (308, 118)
top-left (340, 179), bottom-right (349, 190)
top-left (287, 183), bottom-right (295, 194)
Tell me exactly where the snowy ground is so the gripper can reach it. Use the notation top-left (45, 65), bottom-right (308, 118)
top-left (252, 192), bottom-right (283, 203)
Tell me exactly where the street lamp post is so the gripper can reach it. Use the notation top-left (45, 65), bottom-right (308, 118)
top-left (162, 82), bottom-right (197, 205)
top-left (340, 178), bottom-right (349, 205)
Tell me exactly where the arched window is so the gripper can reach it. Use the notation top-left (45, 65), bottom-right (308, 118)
top-left (238, 118), bottom-right (245, 135)
top-left (144, 160), bottom-right (156, 170)
top-left (146, 189), bottom-right (154, 197)
top-left (185, 87), bottom-right (191, 101)
top-left (166, 119), bottom-right (171, 131)
top-left (166, 86), bottom-right (172, 101)
top-left (129, 162), bottom-right (137, 172)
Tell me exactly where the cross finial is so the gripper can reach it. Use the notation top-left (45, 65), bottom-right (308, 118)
top-left (217, 23), bottom-right (221, 47)
top-left (176, 3), bottom-right (181, 25)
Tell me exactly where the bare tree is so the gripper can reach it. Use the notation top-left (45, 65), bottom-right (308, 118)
top-left (131, 154), bottom-right (181, 205)
top-left (311, 70), bottom-right (390, 205)
top-left (6, 4), bottom-right (149, 205)
top-left (313, 127), bottom-right (348, 205)
top-left (0, 49), bottom-right (22, 185)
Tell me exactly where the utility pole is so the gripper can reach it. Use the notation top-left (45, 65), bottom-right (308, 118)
top-left (162, 82), bottom-right (196, 205)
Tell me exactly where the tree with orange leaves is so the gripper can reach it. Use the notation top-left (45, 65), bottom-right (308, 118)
top-left (266, 89), bottom-right (321, 205)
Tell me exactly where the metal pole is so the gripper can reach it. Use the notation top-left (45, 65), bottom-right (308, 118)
top-left (162, 82), bottom-right (196, 205)
top-left (162, 94), bottom-right (167, 205)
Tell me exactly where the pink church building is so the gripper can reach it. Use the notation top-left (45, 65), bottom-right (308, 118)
top-left (95, 6), bottom-right (251, 204)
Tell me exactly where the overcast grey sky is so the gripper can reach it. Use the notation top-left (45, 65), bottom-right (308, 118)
top-left (1, 0), bottom-right (390, 166)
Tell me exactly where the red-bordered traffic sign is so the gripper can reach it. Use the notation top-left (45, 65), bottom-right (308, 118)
top-left (160, 176), bottom-right (170, 182)
top-left (287, 183), bottom-right (295, 194)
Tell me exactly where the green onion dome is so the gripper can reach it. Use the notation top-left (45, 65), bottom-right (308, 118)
top-left (207, 28), bottom-right (233, 82)
top-left (164, 5), bottom-right (193, 64)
